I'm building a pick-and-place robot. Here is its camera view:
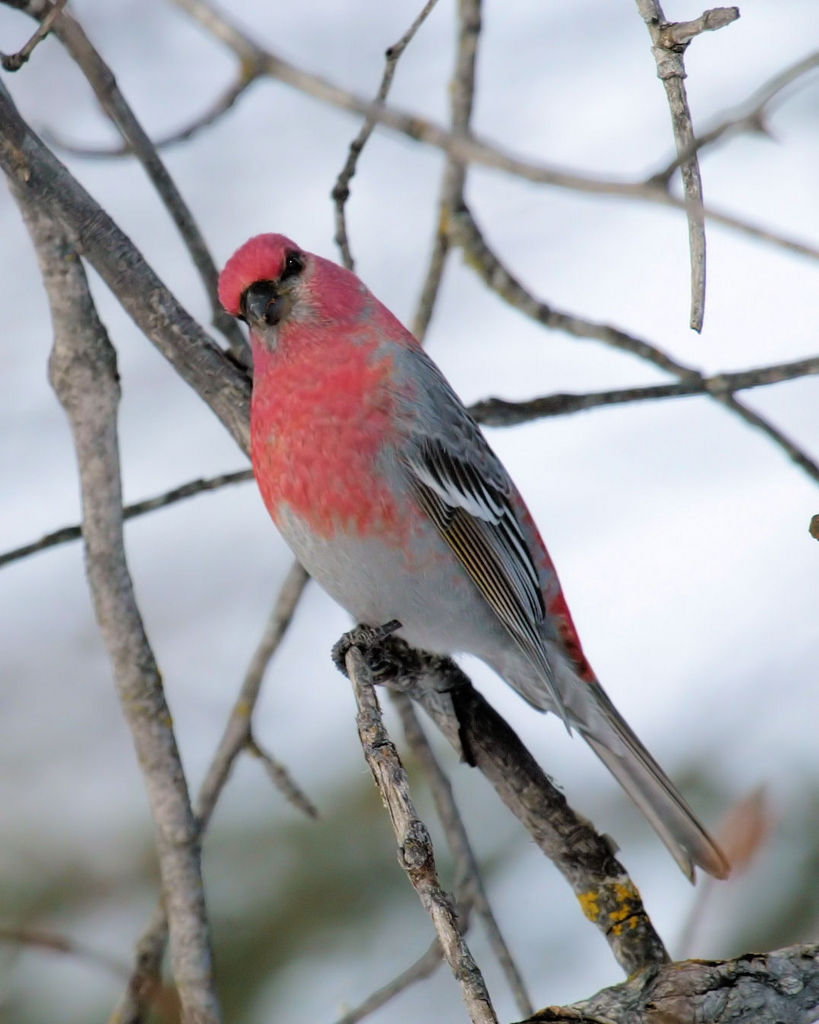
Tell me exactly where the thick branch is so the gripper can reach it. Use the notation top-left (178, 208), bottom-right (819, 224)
top-left (16, 201), bottom-right (219, 1022)
top-left (10, 0), bottom-right (246, 358)
top-left (112, 560), bottom-right (312, 1023)
top-left (519, 942), bottom-right (819, 1024)
top-left (352, 636), bottom-right (669, 975)
top-left (0, 78), bottom-right (251, 454)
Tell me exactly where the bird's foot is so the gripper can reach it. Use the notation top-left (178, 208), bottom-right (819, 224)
top-left (332, 620), bottom-right (403, 678)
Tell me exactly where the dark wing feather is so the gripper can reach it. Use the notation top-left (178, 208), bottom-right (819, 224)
top-left (404, 437), bottom-right (569, 723)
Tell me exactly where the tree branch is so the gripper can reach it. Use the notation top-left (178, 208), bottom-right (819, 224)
top-left (332, 0), bottom-right (441, 271)
top-left (468, 355), bottom-right (819, 425)
top-left (0, 468), bottom-right (253, 570)
top-left (649, 48), bottom-right (819, 186)
top-left (112, 559), bottom-right (311, 1023)
top-left (0, 0), bottom-right (64, 69)
top-left (636, 2), bottom-right (736, 331)
top-left (348, 636), bottom-right (670, 975)
top-left (339, 629), bottom-right (498, 1024)
top-left (411, 0), bottom-right (481, 341)
top-left (0, 77), bottom-right (252, 454)
top-left (15, 198), bottom-right (219, 1023)
top-left (454, 205), bottom-right (819, 484)
top-left (44, 60), bottom-right (266, 156)
top-left (8, 0), bottom-right (247, 359)
top-left (168, 0), bottom-right (818, 262)
top-left (518, 942), bottom-right (819, 1024)
top-left (394, 693), bottom-right (534, 1018)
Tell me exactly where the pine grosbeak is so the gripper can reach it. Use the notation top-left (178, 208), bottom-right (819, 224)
top-left (219, 233), bottom-right (729, 881)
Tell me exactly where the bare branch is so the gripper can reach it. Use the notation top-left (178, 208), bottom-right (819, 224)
top-left (13, 0), bottom-right (247, 360)
top-left (635, 3), bottom-right (739, 331)
top-left (0, 78), bottom-right (252, 454)
top-left (518, 941), bottom-right (819, 1024)
top-left (332, 0), bottom-right (441, 271)
top-left (661, 5), bottom-right (739, 46)
top-left (339, 628), bottom-right (498, 1024)
top-left (650, 49), bottom-right (819, 186)
top-left (468, 355), bottom-right (819, 426)
top-left (451, 205), bottom-right (695, 376)
top-left (113, 559), bottom-right (311, 1023)
top-left (716, 393), bottom-right (819, 485)
top-left (454, 205), bottom-right (819, 484)
top-left (44, 61), bottom-right (265, 156)
top-left (169, 0), bottom-right (818, 262)
top-left (412, 0), bottom-right (481, 341)
top-left (0, 468), bottom-right (253, 569)
top-left (196, 559), bottom-right (314, 826)
top-left (0, 0), bottom-right (65, 70)
top-left (350, 636), bottom-right (669, 975)
top-left (394, 693), bottom-right (534, 1018)
top-left (334, 938), bottom-right (444, 1024)
top-left (0, 924), bottom-right (128, 979)
top-left (246, 735), bottom-right (318, 819)
top-left (15, 200), bottom-right (219, 1022)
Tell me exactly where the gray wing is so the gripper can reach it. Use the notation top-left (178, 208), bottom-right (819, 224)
top-left (395, 348), bottom-right (568, 722)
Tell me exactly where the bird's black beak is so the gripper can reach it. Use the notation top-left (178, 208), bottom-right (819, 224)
top-left (241, 280), bottom-right (284, 326)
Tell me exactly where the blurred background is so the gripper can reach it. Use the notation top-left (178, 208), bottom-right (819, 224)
top-left (0, 0), bottom-right (817, 1021)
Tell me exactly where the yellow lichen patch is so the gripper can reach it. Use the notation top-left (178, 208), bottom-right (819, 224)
top-left (609, 880), bottom-right (643, 932)
top-left (577, 890), bottom-right (601, 922)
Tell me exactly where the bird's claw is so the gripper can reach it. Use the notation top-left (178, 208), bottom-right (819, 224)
top-left (331, 620), bottom-right (403, 677)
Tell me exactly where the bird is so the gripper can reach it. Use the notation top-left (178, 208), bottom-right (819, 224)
top-left (218, 232), bottom-right (730, 881)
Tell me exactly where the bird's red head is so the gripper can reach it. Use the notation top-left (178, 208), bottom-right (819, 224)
top-left (218, 233), bottom-right (302, 317)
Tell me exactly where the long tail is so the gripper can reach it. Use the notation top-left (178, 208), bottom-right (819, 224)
top-left (579, 684), bottom-right (730, 881)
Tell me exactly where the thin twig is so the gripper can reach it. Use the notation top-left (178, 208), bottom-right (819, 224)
top-left (16, 201), bottom-right (219, 1022)
top-left (451, 205), bottom-right (695, 376)
top-left (716, 393), bottom-right (819, 485)
top-left (0, 0), bottom-right (65, 69)
top-left (44, 61), bottom-right (265, 156)
top-left (453, 205), bottom-right (819, 485)
top-left (394, 694), bottom-right (534, 1018)
top-left (15, 0), bottom-right (247, 360)
top-left (334, 938), bottom-right (444, 1024)
top-left (195, 559), bottom-right (314, 826)
top-left (649, 49), bottom-right (819, 186)
top-left (341, 636), bottom-right (498, 1024)
top-left (0, 924), bottom-right (129, 979)
top-left (468, 355), bottom-right (819, 425)
top-left (635, 3), bottom-right (739, 331)
top-left (332, 0), bottom-right (441, 271)
top-left (0, 468), bottom-right (253, 569)
top-left (168, 0), bottom-right (818, 263)
top-left (411, 0), bottom-right (481, 341)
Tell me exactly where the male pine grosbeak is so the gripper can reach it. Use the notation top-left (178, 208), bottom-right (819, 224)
top-left (218, 233), bottom-right (729, 881)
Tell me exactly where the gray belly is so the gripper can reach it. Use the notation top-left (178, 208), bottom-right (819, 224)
top-left (276, 503), bottom-right (508, 658)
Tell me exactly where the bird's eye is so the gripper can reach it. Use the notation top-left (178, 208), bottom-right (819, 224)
top-left (280, 250), bottom-right (304, 281)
